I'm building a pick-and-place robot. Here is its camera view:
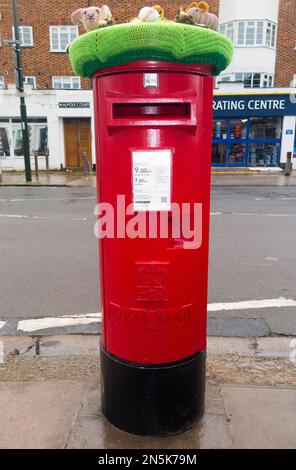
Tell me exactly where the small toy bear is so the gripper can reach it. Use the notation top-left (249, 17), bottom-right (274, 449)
top-left (71, 5), bottom-right (114, 32)
top-left (176, 2), bottom-right (219, 31)
top-left (134, 5), bottom-right (165, 22)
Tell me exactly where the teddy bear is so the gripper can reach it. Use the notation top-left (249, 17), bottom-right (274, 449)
top-left (176, 2), bottom-right (219, 31)
top-left (133, 5), bottom-right (165, 22)
top-left (71, 5), bottom-right (114, 32)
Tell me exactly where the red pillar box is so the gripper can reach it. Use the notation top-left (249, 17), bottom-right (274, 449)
top-left (69, 21), bottom-right (233, 436)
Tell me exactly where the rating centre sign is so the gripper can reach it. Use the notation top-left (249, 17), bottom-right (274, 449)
top-left (213, 93), bottom-right (296, 117)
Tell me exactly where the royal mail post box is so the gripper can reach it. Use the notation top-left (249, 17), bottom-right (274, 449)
top-left (93, 61), bottom-right (214, 436)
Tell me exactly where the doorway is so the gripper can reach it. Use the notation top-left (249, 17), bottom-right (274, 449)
top-left (64, 118), bottom-right (92, 169)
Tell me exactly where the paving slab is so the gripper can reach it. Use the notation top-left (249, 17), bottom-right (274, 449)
top-left (0, 380), bottom-right (85, 449)
top-left (222, 386), bottom-right (296, 449)
top-left (66, 379), bottom-right (234, 450)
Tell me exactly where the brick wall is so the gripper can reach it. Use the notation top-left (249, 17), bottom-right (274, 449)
top-left (274, 0), bottom-right (296, 87)
top-left (0, 0), bottom-right (218, 90)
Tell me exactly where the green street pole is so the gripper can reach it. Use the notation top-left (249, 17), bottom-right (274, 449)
top-left (12, 0), bottom-right (32, 182)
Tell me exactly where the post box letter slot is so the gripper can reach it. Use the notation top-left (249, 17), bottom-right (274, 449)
top-left (107, 99), bottom-right (197, 129)
top-left (113, 103), bottom-right (191, 118)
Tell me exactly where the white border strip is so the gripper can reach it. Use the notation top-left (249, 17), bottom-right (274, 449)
top-left (17, 313), bottom-right (102, 333)
top-left (9, 298), bottom-right (296, 334)
top-left (208, 298), bottom-right (296, 312)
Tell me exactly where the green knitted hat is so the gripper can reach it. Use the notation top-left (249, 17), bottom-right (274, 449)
top-left (69, 22), bottom-right (233, 78)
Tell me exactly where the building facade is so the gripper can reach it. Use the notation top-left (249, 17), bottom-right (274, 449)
top-left (0, 0), bottom-right (296, 170)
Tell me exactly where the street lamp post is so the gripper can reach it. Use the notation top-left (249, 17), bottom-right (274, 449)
top-left (9, 0), bottom-right (32, 182)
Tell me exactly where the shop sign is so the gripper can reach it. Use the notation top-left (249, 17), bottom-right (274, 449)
top-left (213, 93), bottom-right (296, 118)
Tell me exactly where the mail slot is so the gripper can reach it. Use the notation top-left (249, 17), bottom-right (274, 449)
top-left (113, 102), bottom-right (191, 118)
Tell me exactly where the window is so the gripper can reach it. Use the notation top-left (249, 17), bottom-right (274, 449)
top-left (0, 123), bottom-right (11, 157)
top-left (230, 119), bottom-right (247, 139)
top-left (244, 73), bottom-right (261, 88)
top-left (52, 76), bottom-right (81, 89)
top-left (266, 22), bottom-right (277, 47)
top-left (250, 117), bottom-right (282, 140)
top-left (212, 120), bottom-right (227, 140)
top-left (12, 26), bottom-right (33, 47)
top-left (220, 22), bottom-right (234, 42)
top-left (24, 76), bottom-right (36, 89)
top-left (0, 76), bottom-right (4, 89)
top-left (220, 20), bottom-right (277, 48)
top-left (249, 143), bottom-right (280, 166)
top-left (50, 26), bottom-right (78, 52)
top-left (212, 143), bottom-right (227, 164)
top-left (11, 119), bottom-right (48, 156)
top-left (221, 72), bottom-right (273, 88)
top-left (212, 118), bottom-right (282, 167)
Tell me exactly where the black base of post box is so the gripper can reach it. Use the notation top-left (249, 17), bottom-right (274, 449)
top-left (100, 345), bottom-right (206, 436)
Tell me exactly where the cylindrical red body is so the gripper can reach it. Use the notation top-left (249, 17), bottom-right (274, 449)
top-left (93, 61), bottom-right (214, 435)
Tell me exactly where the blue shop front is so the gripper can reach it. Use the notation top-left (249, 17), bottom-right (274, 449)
top-left (212, 92), bottom-right (296, 167)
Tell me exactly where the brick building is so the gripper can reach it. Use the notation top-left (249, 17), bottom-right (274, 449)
top-left (0, 0), bottom-right (296, 170)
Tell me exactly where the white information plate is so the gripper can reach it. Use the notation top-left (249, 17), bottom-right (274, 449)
top-left (132, 150), bottom-right (172, 212)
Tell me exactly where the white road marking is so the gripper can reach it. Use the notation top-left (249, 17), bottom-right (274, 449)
top-left (8, 197), bottom-right (96, 202)
top-left (0, 214), bottom-right (89, 221)
top-left (12, 298), bottom-right (296, 333)
top-left (17, 313), bottom-right (102, 333)
top-left (210, 212), bottom-right (222, 216)
top-left (230, 212), bottom-right (296, 217)
top-left (0, 321), bottom-right (6, 329)
top-left (208, 297), bottom-right (296, 312)
top-left (280, 198), bottom-right (296, 201)
top-left (0, 214), bottom-right (48, 219)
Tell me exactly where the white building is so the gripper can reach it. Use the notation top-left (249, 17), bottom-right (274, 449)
top-left (0, 85), bottom-right (95, 171)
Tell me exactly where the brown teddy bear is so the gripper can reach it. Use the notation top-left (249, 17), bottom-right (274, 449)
top-left (71, 5), bottom-right (114, 32)
top-left (176, 2), bottom-right (219, 31)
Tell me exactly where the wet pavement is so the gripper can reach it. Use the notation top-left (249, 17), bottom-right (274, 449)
top-left (0, 335), bottom-right (295, 449)
top-left (1, 170), bottom-right (296, 187)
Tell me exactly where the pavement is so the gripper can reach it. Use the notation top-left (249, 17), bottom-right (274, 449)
top-left (1, 168), bottom-right (296, 187)
top-left (0, 334), bottom-right (295, 449)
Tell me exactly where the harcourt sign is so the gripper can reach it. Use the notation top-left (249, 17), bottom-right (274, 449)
top-left (213, 93), bottom-right (296, 118)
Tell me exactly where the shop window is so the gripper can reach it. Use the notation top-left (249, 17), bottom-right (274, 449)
top-left (212, 120), bottom-right (227, 140)
top-left (228, 143), bottom-right (246, 165)
top-left (0, 124), bottom-right (10, 157)
top-left (12, 119), bottom-right (48, 156)
top-left (12, 26), bottom-right (34, 47)
top-left (50, 26), bottom-right (77, 52)
top-left (249, 143), bottom-right (280, 166)
top-left (250, 117), bottom-right (282, 140)
top-left (212, 143), bottom-right (227, 165)
top-left (230, 119), bottom-right (247, 139)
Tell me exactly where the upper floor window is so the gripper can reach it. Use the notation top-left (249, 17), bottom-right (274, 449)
top-left (220, 20), bottom-right (277, 49)
top-left (13, 26), bottom-right (34, 47)
top-left (52, 76), bottom-right (81, 90)
top-left (220, 22), bottom-right (234, 42)
top-left (0, 76), bottom-right (4, 89)
top-left (24, 76), bottom-right (36, 89)
top-left (220, 72), bottom-right (274, 88)
top-left (50, 26), bottom-right (78, 52)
